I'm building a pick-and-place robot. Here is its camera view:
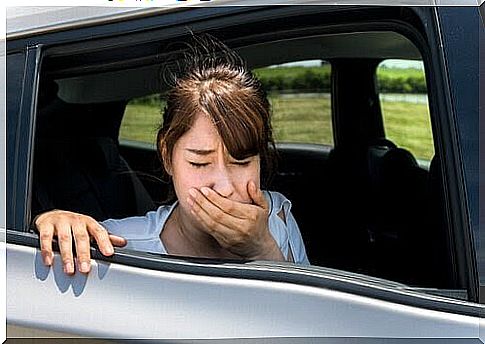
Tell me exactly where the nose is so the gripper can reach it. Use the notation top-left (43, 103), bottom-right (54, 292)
top-left (210, 166), bottom-right (235, 198)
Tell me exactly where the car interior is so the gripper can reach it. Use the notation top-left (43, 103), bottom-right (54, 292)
top-left (31, 28), bottom-right (460, 296)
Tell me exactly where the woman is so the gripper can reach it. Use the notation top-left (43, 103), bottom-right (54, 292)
top-left (35, 34), bottom-right (309, 274)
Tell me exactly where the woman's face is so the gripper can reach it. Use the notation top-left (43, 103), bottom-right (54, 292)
top-left (168, 112), bottom-right (261, 217)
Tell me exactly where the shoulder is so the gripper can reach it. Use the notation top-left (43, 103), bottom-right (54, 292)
top-left (263, 190), bottom-right (292, 217)
top-left (263, 190), bottom-right (310, 265)
top-left (101, 203), bottom-right (175, 240)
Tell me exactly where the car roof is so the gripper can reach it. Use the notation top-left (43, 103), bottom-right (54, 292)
top-left (7, 1), bottom-right (483, 38)
top-left (6, 7), bottom-right (166, 38)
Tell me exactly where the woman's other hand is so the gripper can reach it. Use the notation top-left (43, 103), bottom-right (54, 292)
top-left (34, 210), bottom-right (127, 274)
top-left (187, 181), bottom-right (284, 261)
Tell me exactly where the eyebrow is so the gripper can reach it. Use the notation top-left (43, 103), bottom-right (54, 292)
top-left (185, 148), bottom-right (216, 156)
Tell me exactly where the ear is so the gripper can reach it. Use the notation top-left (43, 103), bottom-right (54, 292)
top-left (161, 143), bottom-right (173, 176)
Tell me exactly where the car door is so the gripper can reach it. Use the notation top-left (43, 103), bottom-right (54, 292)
top-left (5, 5), bottom-right (484, 341)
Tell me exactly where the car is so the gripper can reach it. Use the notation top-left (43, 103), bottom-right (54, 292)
top-left (4, 4), bottom-right (485, 341)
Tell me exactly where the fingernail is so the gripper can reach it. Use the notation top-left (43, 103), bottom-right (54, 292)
top-left (64, 263), bottom-right (73, 274)
top-left (187, 197), bottom-right (194, 206)
top-left (43, 253), bottom-right (53, 266)
top-left (188, 189), bottom-right (197, 198)
top-left (80, 262), bottom-right (90, 273)
top-left (105, 246), bottom-right (114, 255)
top-left (201, 187), bottom-right (210, 196)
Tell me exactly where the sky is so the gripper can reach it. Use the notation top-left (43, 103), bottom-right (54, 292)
top-left (273, 59), bottom-right (424, 69)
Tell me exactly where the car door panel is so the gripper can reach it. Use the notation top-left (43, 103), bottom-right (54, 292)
top-left (6, 242), bottom-right (481, 339)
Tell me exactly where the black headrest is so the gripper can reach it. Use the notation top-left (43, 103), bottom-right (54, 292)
top-left (35, 137), bottom-right (125, 174)
top-left (37, 98), bottom-right (127, 141)
top-left (367, 146), bottom-right (418, 188)
top-left (382, 148), bottom-right (418, 172)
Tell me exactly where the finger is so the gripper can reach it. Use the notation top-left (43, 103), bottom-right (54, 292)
top-left (86, 219), bottom-right (115, 256)
top-left (55, 223), bottom-right (75, 274)
top-left (71, 222), bottom-right (92, 274)
top-left (198, 187), bottom-right (248, 219)
top-left (188, 194), bottom-right (235, 239)
top-left (38, 222), bottom-right (54, 266)
top-left (109, 234), bottom-right (127, 247)
top-left (247, 181), bottom-right (268, 210)
top-left (189, 188), bottom-right (247, 228)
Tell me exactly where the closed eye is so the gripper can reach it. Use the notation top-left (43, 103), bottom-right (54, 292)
top-left (232, 161), bottom-right (251, 166)
top-left (189, 162), bottom-right (210, 168)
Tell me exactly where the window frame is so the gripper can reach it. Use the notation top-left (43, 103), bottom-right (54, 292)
top-left (423, 7), bottom-right (479, 302)
top-left (7, 46), bottom-right (41, 232)
top-left (435, 6), bottom-right (481, 304)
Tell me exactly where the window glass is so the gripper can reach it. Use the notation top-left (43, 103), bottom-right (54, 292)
top-left (254, 60), bottom-right (333, 146)
top-left (377, 59), bottom-right (434, 162)
top-left (120, 95), bottom-right (162, 144)
top-left (120, 60), bottom-right (333, 146)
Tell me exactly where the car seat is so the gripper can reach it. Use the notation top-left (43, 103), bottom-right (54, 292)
top-left (318, 140), bottom-right (396, 273)
top-left (366, 145), bottom-right (429, 285)
top-left (32, 81), bottom-right (155, 221)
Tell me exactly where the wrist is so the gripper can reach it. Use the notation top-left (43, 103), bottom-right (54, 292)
top-left (251, 234), bottom-right (285, 261)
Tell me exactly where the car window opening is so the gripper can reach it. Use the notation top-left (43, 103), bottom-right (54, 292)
top-left (30, 30), bottom-right (466, 301)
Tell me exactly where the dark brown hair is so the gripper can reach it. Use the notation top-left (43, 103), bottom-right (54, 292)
top-left (157, 34), bottom-right (276, 188)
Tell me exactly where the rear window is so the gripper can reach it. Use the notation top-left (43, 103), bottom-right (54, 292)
top-left (254, 60), bottom-right (333, 146)
top-left (120, 60), bottom-right (334, 147)
top-left (120, 95), bottom-right (161, 145)
top-left (377, 59), bottom-right (434, 163)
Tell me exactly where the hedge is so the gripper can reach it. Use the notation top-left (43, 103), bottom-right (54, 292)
top-left (254, 65), bottom-right (427, 94)
top-left (129, 66), bottom-right (427, 105)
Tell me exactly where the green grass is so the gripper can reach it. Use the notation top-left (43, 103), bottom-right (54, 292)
top-left (120, 95), bottom-right (434, 161)
top-left (120, 104), bottom-right (162, 144)
top-left (254, 65), bottom-right (331, 79)
top-left (381, 99), bottom-right (434, 161)
top-left (268, 94), bottom-right (333, 145)
top-left (253, 65), bottom-right (422, 80)
top-left (377, 67), bottom-right (426, 79)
